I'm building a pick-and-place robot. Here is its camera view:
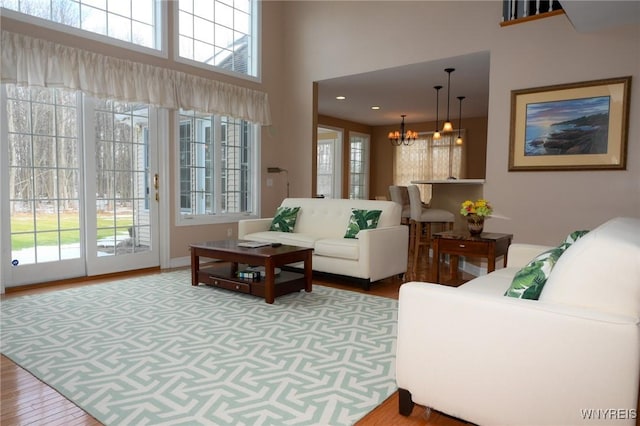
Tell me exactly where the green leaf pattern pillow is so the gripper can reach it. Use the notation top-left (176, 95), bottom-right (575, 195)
top-left (563, 230), bottom-right (590, 245)
top-left (344, 209), bottom-right (382, 239)
top-left (505, 230), bottom-right (589, 300)
top-left (505, 246), bottom-right (566, 299)
top-left (269, 206), bottom-right (300, 232)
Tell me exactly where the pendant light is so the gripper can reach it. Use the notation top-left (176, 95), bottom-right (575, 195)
top-left (433, 85), bottom-right (442, 139)
top-left (388, 115), bottom-right (418, 146)
top-left (442, 68), bottom-right (455, 132)
top-left (456, 96), bottom-right (465, 145)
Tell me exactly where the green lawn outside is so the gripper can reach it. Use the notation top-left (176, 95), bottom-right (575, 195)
top-left (11, 212), bottom-right (133, 250)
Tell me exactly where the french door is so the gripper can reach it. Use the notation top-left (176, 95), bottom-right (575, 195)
top-left (1, 85), bottom-right (161, 288)
top-left (316, 126), bottom-right (343, 198)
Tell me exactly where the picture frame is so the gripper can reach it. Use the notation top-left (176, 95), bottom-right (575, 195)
top-left (508, 76), bottom-right (631, 171)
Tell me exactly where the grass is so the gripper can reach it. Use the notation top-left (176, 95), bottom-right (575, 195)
top-left (11, 212), bottom-right (133, 250)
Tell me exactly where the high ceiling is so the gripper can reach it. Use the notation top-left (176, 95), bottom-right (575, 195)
top-left (315, 1), bottom-right (640, 129)
top-left (316, 51), bottom-right (491, 127)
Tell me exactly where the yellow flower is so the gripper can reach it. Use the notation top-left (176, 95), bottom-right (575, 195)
top-left (460, 199), bottom-right (493, 217)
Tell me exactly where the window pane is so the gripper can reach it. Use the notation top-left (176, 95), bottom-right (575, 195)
top-left (178, 0), bottom-right (257, 77)
top-left (179, 10), bottom-right (193, 38)
top-left (53, 0), bottom-right (80, 27)
top-left (107, 0), bottom-right (131, 18)
top-left (108, 14), bottom-right (132, 42)
top-left (194, 16), bottom-right (214, 44)
top-left (349, 134), bottom-right (368, 200)
top-left (178, 110), bottom-right (256, 219)
top-left (195, 0), bottom-right (214, 20)
top-left (5, 0), bottom-right (160, 50)
top-left (81, 5), bottom-right (107, 35)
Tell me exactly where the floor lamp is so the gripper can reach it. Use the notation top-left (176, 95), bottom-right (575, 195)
top-left (267, 167), bottom-right (290, 198)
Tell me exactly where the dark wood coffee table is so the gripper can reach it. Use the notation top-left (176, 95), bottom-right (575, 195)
top-left (432, 231), bottom-right (513, 284)
top-left (190, 240), bottom-right (313, 304)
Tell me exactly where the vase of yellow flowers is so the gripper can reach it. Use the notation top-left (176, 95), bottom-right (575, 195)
top-left (460, 199), bottom-right (493, 235)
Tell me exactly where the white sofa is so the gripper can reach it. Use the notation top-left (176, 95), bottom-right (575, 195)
top-left (238, 198), bottom-right (409, 288)
top-left (396, 217), bottom-right (640, 425)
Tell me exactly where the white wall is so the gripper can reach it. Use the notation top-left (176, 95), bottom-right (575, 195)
top-left (275, 0), bottom-right (640, 245)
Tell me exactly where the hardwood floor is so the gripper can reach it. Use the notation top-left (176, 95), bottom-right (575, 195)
top-left (1, 252), bottom-right (473, 426)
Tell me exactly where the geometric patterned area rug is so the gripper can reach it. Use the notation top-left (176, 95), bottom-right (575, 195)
top-left (1, 270), bottom-right (398, 425)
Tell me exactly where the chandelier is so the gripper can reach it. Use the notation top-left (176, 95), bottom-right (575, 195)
top-left (442, 68), bottom-right (455, 132)
top-left (456, 96), bottom-right (465, 145)
top-left (388, 114), bottom-right (418, 146)
top-left (433, 85), bottom-right (442, 139)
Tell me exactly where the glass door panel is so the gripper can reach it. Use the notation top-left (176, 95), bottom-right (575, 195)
top-left (3, 85), bottom-right (84, 285)
top-left (85, 98), bottom-right (158, 275)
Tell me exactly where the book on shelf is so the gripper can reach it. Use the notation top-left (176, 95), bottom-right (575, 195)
top-left (236, 270), bottom-right (261, 281)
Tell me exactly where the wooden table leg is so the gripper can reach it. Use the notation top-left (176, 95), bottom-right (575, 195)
top-left (191, 248), bottom-right (199, 286)
top-left (264, 258), bottom-right (275, 304)
top-left (432, 238), bottom-right (440, 284)
top-left (488, 256), bottom-right (496, 273)
top-left (304, 250), bottom-right (313, 292)
top-left (450, 255), bottom-right (459, 280)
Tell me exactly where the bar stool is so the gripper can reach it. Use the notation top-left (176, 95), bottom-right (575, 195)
top-left (407, 185), bottom-right (455, 275)
top-left (389, 185), bottom-right (411, 225)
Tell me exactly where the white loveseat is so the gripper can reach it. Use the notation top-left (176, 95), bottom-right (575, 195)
top-left (396, 217), bottom-right (640, 425)
top-left (238, 198), bottom-right (409, 288)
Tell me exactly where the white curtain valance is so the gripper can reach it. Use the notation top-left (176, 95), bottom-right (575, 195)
top-left (0, 31), bottom-right (272, 125)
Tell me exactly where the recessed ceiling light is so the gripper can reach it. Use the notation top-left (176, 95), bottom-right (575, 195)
top-left (371, 106), bottom-right (381, 110)
top-left (336, 96), bottom-right (346, 100)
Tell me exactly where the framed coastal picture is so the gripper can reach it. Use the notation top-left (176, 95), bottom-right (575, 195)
top-left (509, 76), bottom-right (631, 171)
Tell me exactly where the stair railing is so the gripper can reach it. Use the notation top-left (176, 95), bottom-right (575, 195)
top-left (501, 0), bottom-right (564, 26)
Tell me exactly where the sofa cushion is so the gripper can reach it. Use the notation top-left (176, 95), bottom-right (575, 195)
top-left (269, 206), bottom-right (300, 232)
top-left (460, 267), bottom-right (519, 296)
top-left (504, 230), bottom-right (590, 300)
top-left (344, 209), bottom-right (382, 239)
top-left (315, 238), bottom-right (359, 260)
top-left (539, 217), bottom-right (640, 318)
top-left (278, 198), bottom-right (401, 239)
top-left (242, 231), bottom-right (318, 248)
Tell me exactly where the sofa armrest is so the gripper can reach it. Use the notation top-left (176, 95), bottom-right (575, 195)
top-left (238, 218), bottom-right (272, 238)
top-left (358, 225), bottom-right (409, 281)
top-left (506, 243), bottom-right (553, 268)
top-left (396, 282), bottom-right (639, 426)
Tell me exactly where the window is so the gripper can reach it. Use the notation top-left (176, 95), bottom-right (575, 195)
top-left (394, 131), bottom-right (465, 202)
top-left (1, 0), bottom-right (162, 51)
top-left (316, 127), bottom-right (343, 199)
top-left (349, 133), bottom-right (370, 200)
top-left (177, 110), bottom-right (258, 224)
top-left (176, 0), bottom-right (259, 78)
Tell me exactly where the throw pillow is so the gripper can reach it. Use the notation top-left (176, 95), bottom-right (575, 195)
top-left (563, 229), bottom-right (590, 245)
top-left (344, 209), bottom-right (382, 239)
top-left (504, 246), bottom-right (566, 300)
top-left (504, 230), bottom-right (590, 300)
top-left (269, 206), bottom-right (300, 233)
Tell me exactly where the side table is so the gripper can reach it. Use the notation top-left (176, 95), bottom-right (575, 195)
top-left (432, 231), bottom-right (513, 284)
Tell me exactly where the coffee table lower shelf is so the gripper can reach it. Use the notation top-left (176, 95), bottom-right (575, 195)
top-left (197, 263), bottom-right (307, 299)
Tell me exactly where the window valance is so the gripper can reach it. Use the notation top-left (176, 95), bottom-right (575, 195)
top-left (0, 31), bottom-right (271, 125)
